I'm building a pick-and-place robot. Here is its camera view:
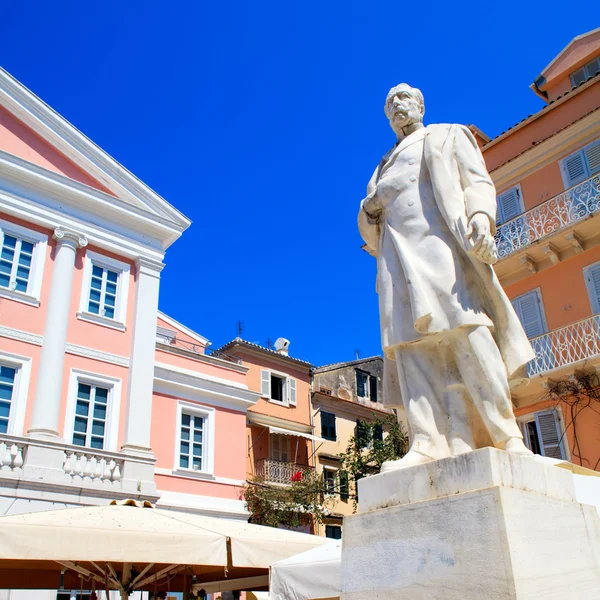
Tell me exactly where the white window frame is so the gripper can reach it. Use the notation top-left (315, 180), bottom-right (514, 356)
top-left (0, 218), bottom-right (48, 307)
top-left (518, 408), bottom-right (569, 461)
top-left (559, 138), bottom-right (600, 189)
top-left (323, 466), bottom-right (338, 497)
top-left (260, 368), bottom-right (297, 407)
top-left (583, 260), bottom-right (600, 314)
top-left (174, 400), bottom-right (215, 476)
top-left (77, 250), bottom-right (130, 331)
top-left (496, 183), bottom-right (525, 226)
top-left (0, 350), bottom-right (31, 436)
top-left (63, 369), bottom-right (122, 452)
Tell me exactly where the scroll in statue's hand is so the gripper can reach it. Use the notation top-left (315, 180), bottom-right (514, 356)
top-left (363, 193), bottom-right (383, 219)
top-left (466, 213), bottom-right (498, 265)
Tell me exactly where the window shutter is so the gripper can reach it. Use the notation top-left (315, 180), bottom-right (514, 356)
top-left (321, 414), bottom-right (328, 439)
top-left (535, 410), bottom-right (564, 459)
top-left (512, 291), bottom-right (546, 338)
top-left (585, 263), bottom-right (600, 314)
top-left (260, 370), bottom-right (271, 397)
top-left (356, 371), bottom-right (366, 397)
top-left (369, 376), bottom-right (378, 402)
top-left (497, 187), bottom-right (522, 224)
top-left (339, 471), bottom-right (349, 500)
top-left (288, 378), bottom-right (297, 406)
top-left (584, 140), bottom-right (600, 176)
top-left (563, 151), bottom-right (588, 187)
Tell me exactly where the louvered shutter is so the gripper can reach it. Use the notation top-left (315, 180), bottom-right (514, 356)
top-left (288, 378), bottom-right (297, 406)
top-left (563, 151), bottom-right (588, 187)
top-left (534, 410), bottom-right (564, 459)
top-left (584, 140), bottom-right (600, 176)
top-left (512, 291), bottom-right (546, 338)
top-left (497, 187), bottom-right (522, 224)
top-left (585, 263), bottom-right (600, 314)
top-left (260, 370), bottom-right (271, 397)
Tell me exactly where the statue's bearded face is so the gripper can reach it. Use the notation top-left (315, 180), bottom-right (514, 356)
top-left (384, 85), bottom-right (424, 136)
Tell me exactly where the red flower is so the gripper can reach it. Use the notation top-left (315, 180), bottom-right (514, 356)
top-left (291, 471), bottom-right (303, 482)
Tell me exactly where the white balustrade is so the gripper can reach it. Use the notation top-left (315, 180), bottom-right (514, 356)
top-left (63, 450), bottom-right (123, 484)
top-left (495, 175), bottom-right (600, 260)
top-left (0, 439), bottom-right (25, 473)
top-left (528, 314), bottom-right (600, 377)
top-left (255, 458), bottom-right (314, 485)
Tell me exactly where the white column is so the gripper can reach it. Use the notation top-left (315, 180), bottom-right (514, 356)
top-left (121, 257), bottom-right (163, 456)
top-left (28, 227), bottom-right (87, 439)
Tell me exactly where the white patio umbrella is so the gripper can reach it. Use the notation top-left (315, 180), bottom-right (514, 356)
top-left (269, 540), bottom-right (341, 600)
top-left (0, 500), bottom-right (327, 597)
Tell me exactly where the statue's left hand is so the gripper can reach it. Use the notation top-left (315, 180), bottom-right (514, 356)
top-left (466, 213), bottom-right (498, 265)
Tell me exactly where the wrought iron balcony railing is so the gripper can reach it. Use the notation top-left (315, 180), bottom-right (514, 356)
top-left (255, 458), bottom-right (314, 485)
top-left (528, 314), bottom-right (600, 377)
top-left (495, 175), bottom-right (600, 260)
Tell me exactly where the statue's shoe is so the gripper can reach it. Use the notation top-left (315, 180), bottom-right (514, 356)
top-left (380, 450), bottom-right (434, 473)
top-left (503, 437), bottom-right (534, 456)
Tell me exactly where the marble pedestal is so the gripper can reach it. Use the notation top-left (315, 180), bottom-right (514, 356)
top-left (340, 448), bottom-right (600, 599)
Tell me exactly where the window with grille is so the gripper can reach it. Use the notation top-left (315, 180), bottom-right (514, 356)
top-left (321, 411), bottom-right (337, 441)
top-left (88, 264), bottom-right (119, 319)
top-left (323, 469), bottom-right (337, 495)
top-left (570, 57), bottom-right (600, 87)
top-left (179, 412), bottom-right (204, 470)
top-left (0, 365), bottom-right (16, 435)
top-left (72, 383), bottom-right (109, 449)
top-left (0, 234), bottom-right (34, 294)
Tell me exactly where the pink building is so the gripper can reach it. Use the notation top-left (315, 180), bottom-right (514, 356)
top-left (0, 63), bottom-right (260, 545)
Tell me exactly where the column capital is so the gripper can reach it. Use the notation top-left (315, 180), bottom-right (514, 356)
top-left (135, 256), bottom-right (165, 278)
top-left (53, 227), bottom-right (88, 249)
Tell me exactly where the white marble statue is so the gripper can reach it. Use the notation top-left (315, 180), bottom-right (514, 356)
top-left (358, 83), bottom-right (537, 470)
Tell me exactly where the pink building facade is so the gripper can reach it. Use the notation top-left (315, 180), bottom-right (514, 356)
top-left (0, 65), bottom-right (259, 538)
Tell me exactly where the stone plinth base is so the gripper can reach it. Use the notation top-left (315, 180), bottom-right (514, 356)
top-left (340, 448), bottom-right (600, 599)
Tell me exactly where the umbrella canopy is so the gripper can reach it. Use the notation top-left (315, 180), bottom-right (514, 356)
top-left (0, 500), bottom-right (327, 596)
top-left (269, 540), bottom-right (341, 600)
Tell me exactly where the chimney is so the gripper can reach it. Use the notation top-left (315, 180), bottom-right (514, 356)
top-left (274, 338), bottom-right (290, 356)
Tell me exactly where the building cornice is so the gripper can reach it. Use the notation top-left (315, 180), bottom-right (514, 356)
top-left (219, 340), bottom-right (313, 372)
top-left (158, 310), bottom-right (210, 346)
top-left (246, 411), bottom-right (314, 434)
top-left (0, 67), bottom-right (190, 231)
top-left (155, 343), bottom-right (248, 374)
top-left (312, 391), bottom-right (392, 418)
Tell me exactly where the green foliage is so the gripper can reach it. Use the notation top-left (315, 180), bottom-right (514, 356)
top-left (338, 413), bottom-right (409, 509)
top-left (244, 470), bottom-right (328, 529)
top-left (243, 413), bottom-right (408, 524)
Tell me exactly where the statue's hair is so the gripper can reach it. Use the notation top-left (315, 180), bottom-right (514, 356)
top-left (384, 84), bottom-right (425, 120)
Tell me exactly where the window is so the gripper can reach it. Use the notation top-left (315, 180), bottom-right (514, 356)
top-left (260, 369), bottom-right (297, 406)
top-left (560, 138), bottom-right (600, 188)
top-left (584, 261), bottom-right (600, 314)
top-left (339, 470), bottom-right (349, 501)
top-left (570, 57), bottom-right (600, 87)
top-left (496, 185), bottom-right (524, 225)
top-left (271, 434), bottom-right (290, 462)
top-left (179, 412), bottom-right (204, 471)
top-left (321, 411), bottom-right (337, 441)
top-left (72, 382), bottom-right (109, 449)
top-left (64, 370), bottom-right (121, 452)
top-left (511, 290), bottom-right (547, 339)
top-left (325, 524), bottom-right (342, 540)
top-left (0, 219), bottom-right (47, 305)
top-left (521, 409), bottom-right (565, 460)
top-left (373, 424), bottom-right (384, 443)
top-left (356, 369), bottom-right (378, 401)
top-left (78, 250), bottom-right (130, 329)
top-left (323, 468), bottom-right (337, 495)
top-left (0, 365), bottom-right (16, 435)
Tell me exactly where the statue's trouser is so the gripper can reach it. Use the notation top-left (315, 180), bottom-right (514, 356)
top-left (393, 325), bottom-right (523, 460)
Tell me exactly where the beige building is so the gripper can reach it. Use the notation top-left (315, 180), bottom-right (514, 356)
top-left (311, 357), bottom-right (394, 539)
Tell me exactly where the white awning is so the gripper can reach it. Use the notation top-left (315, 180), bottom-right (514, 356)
top-left (269, 425), bottom-right (326, 443)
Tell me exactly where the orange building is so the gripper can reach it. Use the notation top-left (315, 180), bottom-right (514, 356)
top-left (479, 28), bottom-right (600, 469)
top-left (217, 338), bottom-right (318, 509)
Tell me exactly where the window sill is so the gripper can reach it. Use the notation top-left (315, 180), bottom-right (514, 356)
top-left (0, 287), bottom-right (40, 307)
top-left (77, 311), bottom-right (127, 332)
top-left (172, 468), bottom-right (215, 481)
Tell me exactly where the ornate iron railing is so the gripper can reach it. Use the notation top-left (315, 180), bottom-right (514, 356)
top-left (528, 314), bottom-right (600, 377)
top-left (495, 175), bottom-right (600, 259)
top-left (255, 458), bottom-right (314, 485)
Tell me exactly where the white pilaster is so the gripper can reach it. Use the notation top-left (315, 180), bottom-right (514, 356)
top-left (28, 227), bottom-right (87, 440)
top-left (121, 257), bottom-right (163, 457)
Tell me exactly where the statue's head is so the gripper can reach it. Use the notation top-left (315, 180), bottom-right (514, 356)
top-left (384, 83), bottom-right (425, 137)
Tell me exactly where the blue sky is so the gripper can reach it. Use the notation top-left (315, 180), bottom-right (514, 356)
top-left (1, 2), bottom-right (594, 366)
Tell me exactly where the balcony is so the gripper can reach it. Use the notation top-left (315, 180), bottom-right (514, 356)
top-left (495, 175), bottom-right (600, 262)
top-left (255, 458), bottom-right (314, 485)
top-left (527, 314), bottom-right (600, 377)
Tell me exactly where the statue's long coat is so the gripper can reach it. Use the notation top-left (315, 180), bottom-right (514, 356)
top-left (358, 124), bottom-right (535, 405)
